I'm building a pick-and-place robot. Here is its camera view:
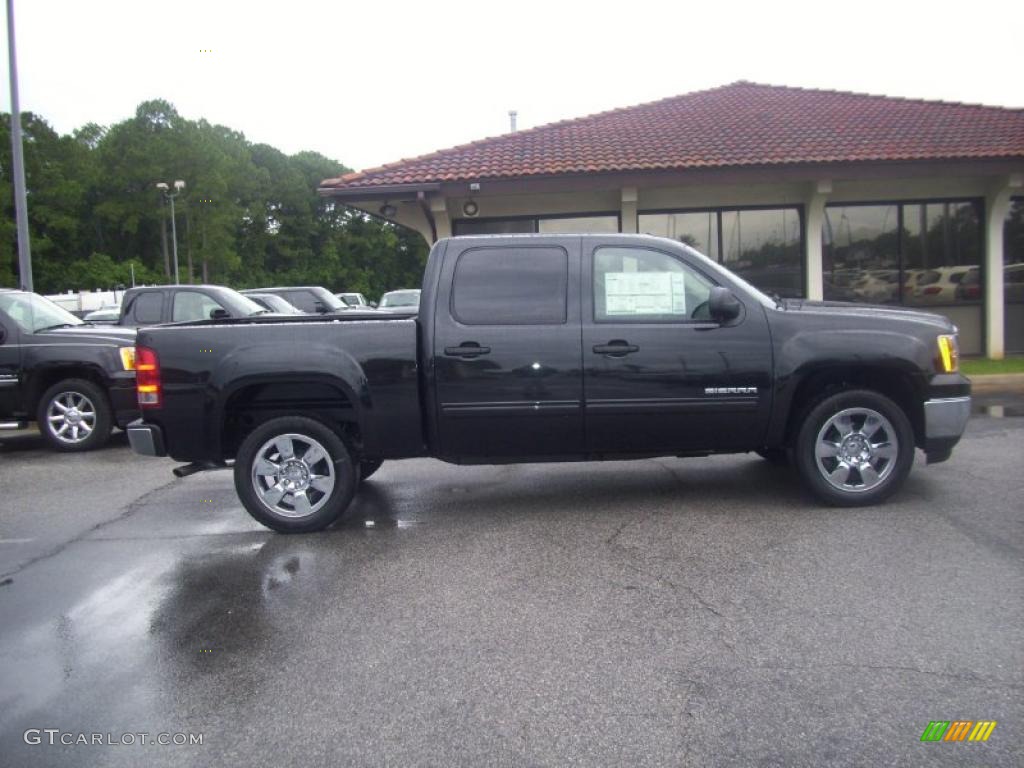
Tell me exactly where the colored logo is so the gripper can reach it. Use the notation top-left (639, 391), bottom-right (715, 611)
top-left (921, 721), bottom-right (997, 742)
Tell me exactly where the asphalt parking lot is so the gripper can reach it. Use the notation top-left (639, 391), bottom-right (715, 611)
top-left (1, 399), bottom-right (1021, 767)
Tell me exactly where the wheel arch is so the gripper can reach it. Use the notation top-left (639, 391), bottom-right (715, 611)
top-left (773, 362), bottom-right (927, 450)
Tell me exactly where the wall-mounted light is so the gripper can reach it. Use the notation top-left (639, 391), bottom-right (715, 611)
top-left (379, 202), bottom-right (397, 218)
top-left (469, 182), bottom-right (481, 192)
top-left (462, 200), bottom-right (479, 217)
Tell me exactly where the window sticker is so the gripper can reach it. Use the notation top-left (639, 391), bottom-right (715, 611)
top-left (605, 271), bottom-right (687, 316)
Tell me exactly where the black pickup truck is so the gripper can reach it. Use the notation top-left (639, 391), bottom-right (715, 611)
top-left (0, 289), bottom-right (138, 451)
top-left (127, 234), bottom-right (971, 532)
top-left (117, 284), bottom-right (273, 326)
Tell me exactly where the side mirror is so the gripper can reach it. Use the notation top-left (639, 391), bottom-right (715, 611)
top-left (0, 326), bottom-right (6, 344)
top-left (314, 301), bottom-right (328, 314)
top-left (209, 307), bottom-right (230, 320)
top-left (369, 302), bottom-right (378, 309)
top-left (708, 286), bottom-right (742, 323)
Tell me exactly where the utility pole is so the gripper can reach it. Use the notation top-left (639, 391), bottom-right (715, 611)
top-left (156, 180), bottom-right (185, 284)
top-left (7, 0), bottom-right (32, 291)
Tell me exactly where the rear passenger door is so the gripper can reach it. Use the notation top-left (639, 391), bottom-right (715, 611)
top-left (432, 238), bottom-right (584, 459)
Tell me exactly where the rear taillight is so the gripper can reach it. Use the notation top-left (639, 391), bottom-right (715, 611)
top-left (923, 286), bottom-right (941, 295)
top-left (136, 345), bottom-right (161, 408)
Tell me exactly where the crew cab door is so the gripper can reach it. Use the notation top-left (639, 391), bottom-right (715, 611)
top-left (0, 311), bottom-right (21, 416)
top-left (582, 239), bottom-right (773, 454)
top-left (432, 237), bottom-right (584, 459)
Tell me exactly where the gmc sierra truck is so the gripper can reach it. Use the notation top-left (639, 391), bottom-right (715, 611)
top-left (127, 234), bottom-right (971, 532)
top-left (1, 289), bottom-right (138, 451)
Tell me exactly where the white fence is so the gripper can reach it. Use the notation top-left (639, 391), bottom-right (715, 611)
top-left (44, 289), bottom-right (132, 313)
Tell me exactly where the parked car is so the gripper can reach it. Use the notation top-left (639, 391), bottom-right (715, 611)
top-left (83, 306), bottom-right (122, 324)
top-left (127, 234), bottom-right (970, 532)
top-left (337, 292), bottom-right (372, 309)
top-left (377, 289), bottom-right (421, 313)
top-left (904, 266), bottom-right (973, 305)
top-left (118, 285), bottom-right (272, 327)
top-left (243, 292), bottom-right (305, 315)
top-left (0, 289), bottom-right (138, 451)
top-left (241, 287), bottom-right (347, 315)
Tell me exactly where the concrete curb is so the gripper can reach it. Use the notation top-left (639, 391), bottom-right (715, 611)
top-left (966, 373), bottom-right (1024, 395)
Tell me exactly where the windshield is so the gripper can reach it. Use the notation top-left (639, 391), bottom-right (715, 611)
top-left (217, 289), bottom-right (272, 317)
top-left (380, 290), bottom-right (420, 308)
top-left (0, 292), bottom-right (85, 333)
top-left (310, 288), bottom-right (345, 312)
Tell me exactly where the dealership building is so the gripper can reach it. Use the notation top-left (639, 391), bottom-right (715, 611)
top-left (320, 82), bottom-right (1024, 356)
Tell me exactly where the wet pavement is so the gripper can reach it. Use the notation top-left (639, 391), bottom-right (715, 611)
top-left (0, 405), bottom-right (1022, 766)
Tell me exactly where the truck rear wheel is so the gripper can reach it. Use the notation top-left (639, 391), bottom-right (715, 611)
top-left (794, 389), bottom-right (914, 507)
top-left (234, 416), bottom-right (357, 533)
top-left (37, 378), bottom-right (113, 452)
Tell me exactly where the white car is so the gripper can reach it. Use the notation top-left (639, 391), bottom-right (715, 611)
top-left (904, 266), bottom-right (973, 305)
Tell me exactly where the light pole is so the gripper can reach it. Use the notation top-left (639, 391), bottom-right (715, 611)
top-left (156, 180), bottom-right (186, 284)
top-left (7, 0), bottom-right (32, 291)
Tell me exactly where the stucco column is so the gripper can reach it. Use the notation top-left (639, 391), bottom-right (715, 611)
top-left (983, 175), bottom-right (1021, 359)
top-left (621, 187), bottom-right (638, 233)
top-left (804, 181), bottom-right (831, 301)
top-left (430, 196), bottom-right (452, 240)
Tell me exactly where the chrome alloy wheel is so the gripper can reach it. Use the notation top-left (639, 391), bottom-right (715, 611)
top-left (250, 433), bottom-right (336, 518)
top-left (46, 391), bottom-right (97, 444)
top-left (815, 407), bottom-right (898, 493)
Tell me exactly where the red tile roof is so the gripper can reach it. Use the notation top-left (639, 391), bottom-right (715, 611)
top-left (321, 81), bottom-right (1024, 191)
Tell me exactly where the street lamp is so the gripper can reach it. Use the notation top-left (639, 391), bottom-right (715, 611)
top-left (156, 180), bottom-right (186, 284)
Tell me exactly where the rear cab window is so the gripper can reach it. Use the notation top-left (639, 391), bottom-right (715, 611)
top-left (451, 246), bottom-right (568, 325)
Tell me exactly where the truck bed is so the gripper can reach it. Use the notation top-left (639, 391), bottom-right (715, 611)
top-left (135, 314), bottom-right (424, 463)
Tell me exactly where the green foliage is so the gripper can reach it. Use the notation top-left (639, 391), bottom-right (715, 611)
top-left (0, 103), bottom-right (428, 296)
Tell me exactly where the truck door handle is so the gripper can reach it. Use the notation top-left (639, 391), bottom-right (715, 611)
top-left (593, 340), bottom-right (639, 356)
top-left (444, 342), bottom-right (491, 358)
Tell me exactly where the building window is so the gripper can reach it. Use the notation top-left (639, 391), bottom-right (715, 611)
top-left (823, 205), bottom-right (900, 303)
top-left (823, 199), bottom-right (984, 355)
top-left (824, 201), bottom-right (982, 306)
top-left (901, 201), bottom-right (982, 308)
top-left (452, 246), bottom-right (568, 325)
top-left (1006, 197), bottom-right (1024, 353)
top-left (639, 207), bottom-right (804, 298)
top-left (538, 215), bottom-right (619, 234)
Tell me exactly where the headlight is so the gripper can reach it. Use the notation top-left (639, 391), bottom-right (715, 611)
top-left (936, 334), bottom-right (959, 373)
top-left (119, 346), bottom-right (136, 371)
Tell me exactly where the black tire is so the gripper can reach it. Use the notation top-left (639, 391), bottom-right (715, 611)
top-left (36, 378), bottom-right (113, 452)
top-left (755, 447), bottom-right (790, 466)
top-left (794, 389), bottom-right (914, 507)
top-left (234, 416), bottom-right (357, 533)
top-left (359, 459), bottom-right (383, 482)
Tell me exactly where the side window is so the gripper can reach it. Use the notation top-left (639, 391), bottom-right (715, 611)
top-left (285, 291), bottom-right (315, 313)
top-left (172, 291), bottom-right (226, 322)
top-left (593, 247), bottom-right (714, 322)
top-left (452, 246), bottom-right (567, 325)
top-left (132, 292), bottom-right (164, 324)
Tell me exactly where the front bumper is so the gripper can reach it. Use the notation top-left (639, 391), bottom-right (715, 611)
top-left (127, 419), bottom-right (167, 457)
top-left (923, 396), bottom-right (971, 464)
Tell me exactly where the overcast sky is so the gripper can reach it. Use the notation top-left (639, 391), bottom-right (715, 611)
top-left (1, 0), bottom-right (1021, 172)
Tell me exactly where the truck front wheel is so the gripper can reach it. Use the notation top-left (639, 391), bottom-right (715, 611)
top-left (37, 378), bottom-right (113, 452)
top-left (794, 389), bottom-right (914, 507)
top-left (234, 416), bottom-right (357, 533)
